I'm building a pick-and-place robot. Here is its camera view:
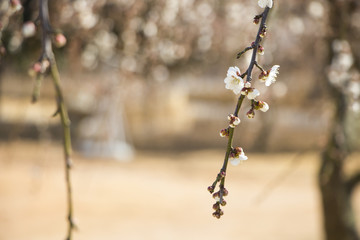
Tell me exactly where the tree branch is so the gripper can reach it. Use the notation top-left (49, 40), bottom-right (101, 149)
top-left (38, 0), bottom-right (75, 239)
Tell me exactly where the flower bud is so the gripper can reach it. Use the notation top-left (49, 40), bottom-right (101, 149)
top-left (22, 22), bottom-right (36, 38)
top-left (222, 188), bottom-right (229, 196)
top-left (212, 211), bottom-right (221, 219)
top-left (220, 128), bottom-right (229, 137)
top-left (213, 192), bottom-right (220, 201)
top-left (207, 186), bottom-right (214, 193)
top-left (247, 109), bottom-right (255, 119)
top-left (255, 100), bottom-right (269, 112)
top-left (246, 88), bottom-right (260, 100)
top-left (259, 71), bottom-right (268, 80)
top-left (54, 33), bottom-right (67, 48)
top-left (220, 199), bottom-right (227, 206)
top-left (228, 114), bottom-right (240, 128)
top-left (213, 203), bottom-right (220, 210)
top-left (258, 45), bottom-right (264, 55)
top-left (253, 17), bottom-right (260, 25)
top-left (244, 81), bottom-right (251, 88)
top-left (10, 0), bottom-right (22, 12)
top-left (260, 27), bottom-right (267, 38)
top-left (220, 170), bottom-right (226, 178)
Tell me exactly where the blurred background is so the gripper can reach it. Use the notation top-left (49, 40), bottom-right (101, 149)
top-left (0, 0), bottom-right (359, 240)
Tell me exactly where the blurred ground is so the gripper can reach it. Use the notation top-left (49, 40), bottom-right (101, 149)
top-left (1, 141), bottom-right (360, 240)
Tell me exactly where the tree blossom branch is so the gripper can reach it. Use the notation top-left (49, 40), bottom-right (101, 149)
top-left (208, 3), bottom-right (276, 218)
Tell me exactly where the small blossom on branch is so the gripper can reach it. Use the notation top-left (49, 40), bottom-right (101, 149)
top-left (258, 0), bottom-right (273, 9)
top-left (228, 114), bottom-right (241, 128)
top-left (229, 147), bottom-right (248, 166)
top-left (259, 65), bottom-right (280, 86)
top-left (224, 66), bottom-right (244, 94)
top-left (242, 87), bottom-right (260, 100)
top-left (22, 22), bottom-right (36, 38)
top-left (220, 128), bottom-right (230, 137)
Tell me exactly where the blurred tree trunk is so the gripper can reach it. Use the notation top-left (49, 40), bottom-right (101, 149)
top-left (319, 1), bottom-right (360, 240)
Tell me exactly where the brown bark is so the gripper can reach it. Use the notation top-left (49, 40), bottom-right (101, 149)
top-left (318, 0), bottom-right (359, 240)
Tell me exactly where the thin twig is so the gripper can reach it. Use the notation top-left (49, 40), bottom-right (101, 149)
top-left (38, 0), bottom-right (75, 239)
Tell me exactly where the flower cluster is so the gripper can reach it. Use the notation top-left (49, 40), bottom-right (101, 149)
top-left (208, 0), bottom-right (279, 219)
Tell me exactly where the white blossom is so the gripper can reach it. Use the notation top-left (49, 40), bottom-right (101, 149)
top-left (258, 0), bottom-right (273, 8)
top-left (259, 101), bottom-right (269, 112)
top-left (22, 22), bottom-right (36, 38)
top-left (230, 152), bottom-right (248, 166)
top-left (230, 148), bottom-right (248, 166)
top-left (247, 88), bottom-right (260, 99)
top-left (224, 66), bottom-right (244, 95)
top-left (261, 65), bottom-right (279, 86)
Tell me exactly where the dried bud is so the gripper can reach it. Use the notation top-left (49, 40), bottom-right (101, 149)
top-left (22, 22), bottom-right (36, 38)
top-left (220, 199), bottom-right (227, 206)
top-left (207, 186), bottom-right (214, 193)
top-left (54, 33), bottom-right (67, 48)
top-left (258, 45), bottom-right (264, 55)
top-left (220, 170), bottom-right (226, 178)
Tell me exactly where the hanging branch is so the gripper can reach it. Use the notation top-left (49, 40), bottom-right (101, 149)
top-left (208, 0), bottom-right (280, 219)
top-left (29, 0), bottom-right (74, 239)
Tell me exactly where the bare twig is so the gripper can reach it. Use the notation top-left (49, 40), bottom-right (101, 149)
top-left (37, 0), bottom-right (75, 239)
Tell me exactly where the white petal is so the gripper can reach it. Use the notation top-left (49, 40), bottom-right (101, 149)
top-left (227, 66), bottom-right (241, 77)
top-left (238, 154), bottom-right (248, 161)
top-left (260, 102), bottom-right (269, 112)
top-left (247, 88), bottom-right (260, 99)
top-left (258, 0), bottom-right (272, 8)
top-left (230, 158), bottom-right (240, 166)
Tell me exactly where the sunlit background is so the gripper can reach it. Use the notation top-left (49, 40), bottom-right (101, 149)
top-left (0, 0), bottom-right (359, 239)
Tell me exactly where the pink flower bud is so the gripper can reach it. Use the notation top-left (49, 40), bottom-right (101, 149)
top-left (54, 33), bottom-right (67, 48)
top-left (33, 62), bottom-right (42, 73)
top-left (10, 0), bottom-right (22, 12)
